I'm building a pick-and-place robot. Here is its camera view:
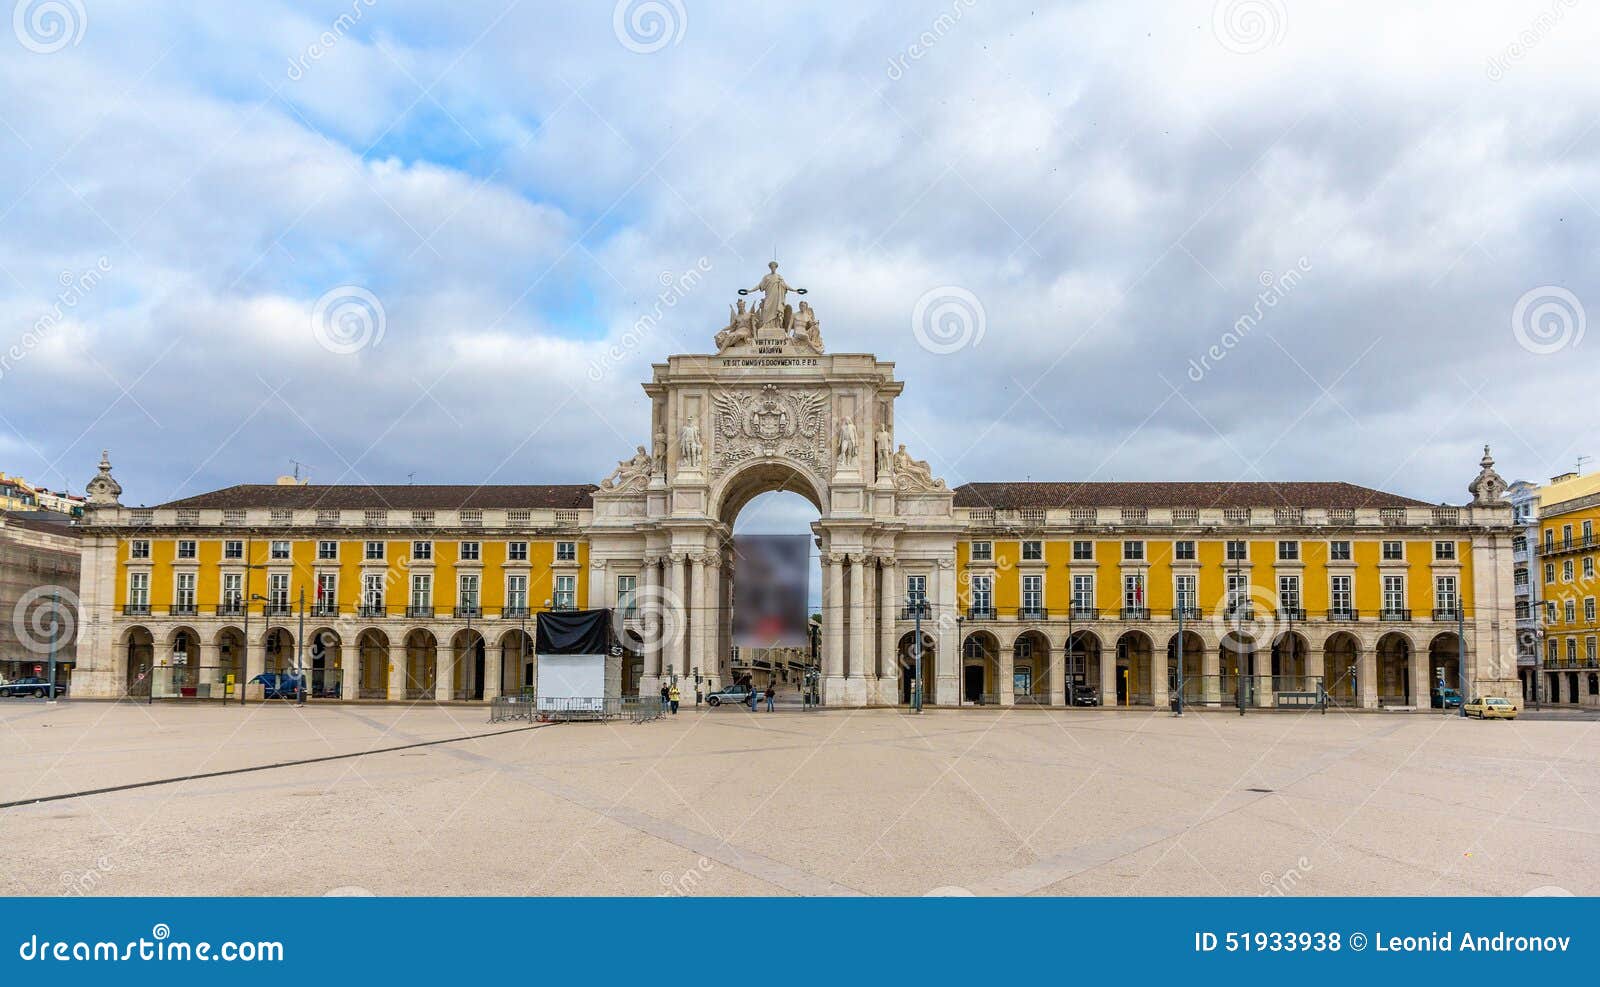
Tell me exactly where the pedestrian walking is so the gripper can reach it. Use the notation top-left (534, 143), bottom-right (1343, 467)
top-left (748, 685), bottom-right (758, 711)
top-left (660, 683), bottom-right (670, 711)
top-left (669, 684), bottom-right (681, 714)
top-left (765, 683), bottom-right (776, 712)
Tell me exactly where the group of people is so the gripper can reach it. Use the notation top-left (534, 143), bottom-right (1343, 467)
top-left (657, 680), bottom-right (778, 713)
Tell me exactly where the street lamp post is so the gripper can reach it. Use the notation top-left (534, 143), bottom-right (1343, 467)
top-left (296, 587), bottom-right (306, 706)
top-left (910, 594), bottom-right (923, 713)
top-left (955, 614), bottom-right (965, 706)
top-left (47, 590), bottom-right (60, 703)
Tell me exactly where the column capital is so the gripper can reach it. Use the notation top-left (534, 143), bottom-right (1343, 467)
top-left (847, 552), bottom-right (868, 566)
top-left (825, 551), bottom-right (847, 566)
top-left (877, 553), bottom-right (896, 568)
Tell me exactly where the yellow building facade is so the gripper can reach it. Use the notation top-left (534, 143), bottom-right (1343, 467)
top-left (1535, 469), bottom-right (1600, 706)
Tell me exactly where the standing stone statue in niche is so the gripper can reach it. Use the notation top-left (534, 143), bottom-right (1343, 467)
top-left (837, 416), bottom-right (859, 469)
top-left (653, 429), bottom-right (668, 473)
top-left (875, 424), bottom-right (893, 477)
top-left (680, 416), bottom-right (703, 470)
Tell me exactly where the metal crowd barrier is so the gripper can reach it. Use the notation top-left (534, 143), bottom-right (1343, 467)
top-left (488, 695), bottom-right (662, 724)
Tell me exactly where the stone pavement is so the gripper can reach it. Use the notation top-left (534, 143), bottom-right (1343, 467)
top-left (1, 701), bottom-right (1595, 896)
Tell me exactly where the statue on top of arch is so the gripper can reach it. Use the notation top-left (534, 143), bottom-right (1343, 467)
top-left (715, 262), bottom-right (825, 354)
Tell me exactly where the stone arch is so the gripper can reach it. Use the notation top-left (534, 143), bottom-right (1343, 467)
top-left (403, 629), bottom-right (438, 700)
top-left (712, 459), bottom-right (827, 526)
top-left (1322, 631), bottom-right (1361, 706)
top-left (1271, 629), bottom-right (1312, 683)
top-left (895, 629), bottom-right (936, 705)
top-left (214, 625), bottom-right (247, 695)
top-left (355, 628), bottom-right (390, 700)
top-left (122, 625), bottom-right (155, 695)
top-left (1168, 630), bottom-right (1205, 703)
top-left (1012, 629), bottom-right (1050, 703)
top-left (961, 630), bottom-right (1000, 704)
top-left (1062, 629), bottom-right (1103, 702)
top-left (496, 627), bottom-right (534, 697)
top-left (1376, 630), bottom-right (1415, 706)
top-left (1427, 631), bottom-right (1463, 695)
top-left (308, 626), bottom-right (343, 698)
top-left (1115, 629), bottom-right (1156, 706)
top-left (163, 625), bottom-right (203, 696)
top-left (448, 628), bottom-right (487, 701)
top-left (262, 625), bottom-right (295, 674)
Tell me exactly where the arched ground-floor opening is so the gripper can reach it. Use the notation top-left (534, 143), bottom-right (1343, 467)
top-left (1065, 630), bottom-right (1102, 704)
top-left (1012, 630), bottom-right (1050, 703)
top-left (123, 625), bottom-right (155, 696)
top-left (499, 629), bottom-right (534, 696)
top-left (263, 626), bottom-right (295, 675)
top-left (1427, 632), bottom-right (1462, 706)
top-left (159, 626), bottom-right (202, 697)
top-left (448, 629), bottom-right (487, 700)
top-left (215, 626), bottom-right (247, 699)
top-left (1377, 632), bottom-right (1413, 706)
top-left (962, 631), bottom-right (999, 704)
top-left (1115, 630), bottom-right (1154, 706)
top-left (1168, 631), bottom-right (1204, 705)
top-left (357, 629), bottom-right (390, 699)
top-left (896, 630), bottom-right (935, 705)
top-left (404, 629), bottom-right (437, 700)
top-left (1220, 632), bottom-right (1254, 704)
top-left (309, 627), bottom-right (343, 698)
top-left (1322, 632), bottom-right (1360, 706)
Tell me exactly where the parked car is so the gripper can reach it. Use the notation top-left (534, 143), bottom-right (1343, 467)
top-left (1463, 695), bottom-right (1518, 720)
top-left (0, 676), bottom-right (61, 698)
top-left (705, 685), bottom-right (752, 707)
top-left (1069, 684), bottom-right (1100, 707)
top-left (249, 672), bottom-right (305, 699)
top-left (1431, 687), bottom-right (1463, 709)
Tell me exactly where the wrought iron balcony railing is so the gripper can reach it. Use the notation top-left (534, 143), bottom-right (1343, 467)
top-left (1171, 606), bottom-right (1203, 620)
top-left (1380, 608), bottom-right (1412, 622)
top-left (1326, 607), bottom-right (1359, 621)
top-left (359, 603), bottom-right (387, 618)
top-left (453, 605), bottom-right (482, 619)
top-left (1016, 606), bottom-right (1048, 620)
top-left (900, 602), bottom-right (931, 620)
top-left (1120, 606), bottom-right (1150, 620)
top-left (502, 605), bottom-right (530, 619)
top-left (1431, 608), bottom-right (1461, 622)
top-left (406, 605), bottom-right (435, 619)
top-left (966, 606), bottom-right (997, 620)
top-left (1069, 605), bottom-right (1099, 620)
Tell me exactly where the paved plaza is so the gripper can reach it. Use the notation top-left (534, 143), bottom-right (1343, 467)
top-left (2, 701), bottom-right (1596, 897)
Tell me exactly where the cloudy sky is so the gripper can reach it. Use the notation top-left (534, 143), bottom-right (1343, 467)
top-left (1, 0), bottom-right (1595, 530)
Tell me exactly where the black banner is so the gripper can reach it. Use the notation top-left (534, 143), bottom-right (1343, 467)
top-left (535, 608), bottom-right (613, 655)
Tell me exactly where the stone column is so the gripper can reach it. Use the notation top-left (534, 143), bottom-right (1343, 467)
top-left (1099, 643), bottom-right (1117, 706)
top-left (640, 557), bottom-right (661, 696)
top-left (700, 554), bottom-right (721, 689)
top-left (387, 640), bottom-right (405, 701)
top-left (690, 554), bottom-right (706, 680)
top-left (1305, 647), bottom-right (1324, 702)
top-left (1410, 638), bottom-right (1430, 708)
top-left (879, 557), bottom-right (898, 704)
top-left (484, 635), bottom-right (503, 701)
top-left (1202, 641), bottom-right (1220, 705)
top-left (933, 560), bottom-right (958, 705)
top-left (848, 554), bottom-right (867, 694)
top-left (1152, 638), bottom-right (1170, 710)
top-left (666, 555), bottom-right (686, 680)
top-left (998, 637), bottom-right (1015, 706)
top-left (1255, 648), bottom-right (1274, 708)
top-left (436, 638), bottom-right (455, 702)
top-left (197, 640), bottom-right (219, 693)
top-left (1048, 636), bottom-right (1066, 707)
top-left (823, 554), bottom-right (846, 693)
top-left (1358, 642), bottom-right (1378, 709)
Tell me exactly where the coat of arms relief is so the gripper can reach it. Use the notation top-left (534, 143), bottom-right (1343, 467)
top-left (709, 384), bottom-right (830, 477)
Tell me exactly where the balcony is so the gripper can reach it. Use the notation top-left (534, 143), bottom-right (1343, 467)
top-left (502, 605), bottom-right (530, 619)
top-left (1538, 534), bottom-right (1597, 556)
top-left (1432, 607), bottom-right (1461, 622)
top-left (453, 605), bottom-right (482, 619)
top-left (1220, 605), bottom-right (1254, 623)
top-left (406, 605), bottom-right (435, 619)
top-left (966, 606), bottom-right (997, 620)
top-left (215, 602), bottom-right (244, 617)
top-left (358, 603), bottom-right (387, 618)
top-left (1279, 607), bottom-right (1307, 622)
top-left (1016, 606), bottom-right (1048, 621)
top-left (1068, 605), bottom-right (1099, 620)
top-left (1120, 606), bottom-right (1150, 620)
top-left (1379, 608), bottom-right (1412, 622)
top-left (169, 603), bottom-right (198, 616)
top-left (1326, 607), bottom-right (1359, 621)
top-left (265, 602), bottom-right (292, 617)
top-left (1171, 606), bottom-right (1203, 620)
top-left (312, 603), bottom-right (339, 618)
top-left (123, 603), bottom-right (151, 616)
top-left (550, 601), bottom-right (577, 613)
top-left (900, 602), bottom-right (931, 620)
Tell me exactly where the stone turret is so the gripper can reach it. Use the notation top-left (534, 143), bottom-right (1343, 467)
top-left (1468, 445), bottom-right (1506, 506)
top-left (84, 450), bottom-right (122, 507)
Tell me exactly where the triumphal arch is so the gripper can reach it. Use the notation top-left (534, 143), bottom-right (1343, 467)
top-left (588, 263), bottom-right (962, 706)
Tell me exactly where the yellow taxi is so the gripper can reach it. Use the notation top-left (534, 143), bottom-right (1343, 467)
top-left (1463, 696), bottom-right (1519, 720)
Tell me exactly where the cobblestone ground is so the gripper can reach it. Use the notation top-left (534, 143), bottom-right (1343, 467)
top-left (2, 701), bottom-right (1595, 896)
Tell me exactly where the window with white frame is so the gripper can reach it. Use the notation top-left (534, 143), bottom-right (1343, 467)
top-left (1072, 540), bottom-right (1093, 561)
top-left (458, 573), bottom-right (480, 611)
top-left (1584, 597), bottom-right (1596, 623)
top-left (969, 574), bottom-right (993, 613)
top-left (970, 541), bottom-right (992, 562)
top-left (459, 541), bottom-right (481, 562)
top-left (1173, 540), bottom-right (1196, 561)
top-left (412, 540), bottom-right (433, 561)
top-left (365, 540), bottom-right (384, 561)
top-left (1585, 557), bottom-right (1595, 579)
top-left (222, 572), bottom-right (242, 609)
top-left (1330, 574), bottom-right (1353, 613)
top-left (1069, 574), bottom-right (1093, 612)
top-left (177, 539), bottom-right (197, 560)
top-left (1329, 540), bottom-right (1351, 561)
top-left (1563, 559), bottom-right (1575, 582)
top-left (270, 540), bottom-right (290, 561)
top-left (1225, 540), bottom-right (1247, 562)
top-left (1547, 601), bottom-right (1558, 622)
top-left (317, 540), bottom-right (338, 561)
top-left (1586, 637), bottom-right (1597, 665)
top-left (507, 574), bottom-right (528, 612)
top-left (363, 573), bottom-right (385, 611)
top-left (1226, 572), bottom-right (1248, 610)
top-left (1568, 638), bottom-right (1577, 662)
top-left (174, 572), bottom-right (196, 611)
top-left (224, 539), bottom-right (243, 560)
top-left (1435, 575), bottom-right (1458, 614)
top-left (1563, 524), bottom-right (1573, 547)
top-left (1548, 639), bottom-right (1559, 663)
top-left (130, 539), bottom-right (150, 560)
top-left (1565, 599), bottom-right (1576, 623)
top-left (508, 541), bottom-right (528, 562)
top-left (1278, 574), bottom-right (1300, 611)
top-left (1545, 562), bottom-right (1556, 583)
top-left (1122, 572), bottom-right (1146, 610)
top-left (556, 541), bottom-right (577, 562)
top-left (554, 574), bottom-right (576, 609)
top-left (1022, 574), bottom-right (1043, 613)
top-left (1123, 540), bottom-right (1145, 562)
top-left (616, 575), bottom-right (637, 615)
top-left (1174, 573), bottom-right (1196, 610)
top-left (1382, 540), bottom-right (1403, 561)
top-left (316, 572), bottom-right (337, 611)
top-left (906, 574), bottom-right (927, 607)
top-left (268, 573), bottom-right (289, 610)
top-left (1382, 575), bottom-right (1405, 612)
top-left (1434, 540), bottom-right (1456, 561)
top-left (410, 573), bottom-right (432, 609)
top-left (1277, 540), bottom-right (1299, 561)
top-left (1021, 540), bottom-right (1042, 561)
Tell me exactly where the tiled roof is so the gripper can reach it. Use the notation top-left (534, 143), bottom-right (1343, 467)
top-left (1, 510), bottom-right (82, 537)
top-left (155, 484), bottom-right (597, 511)
top-left (952, 481), bottom-right (1434, 511)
